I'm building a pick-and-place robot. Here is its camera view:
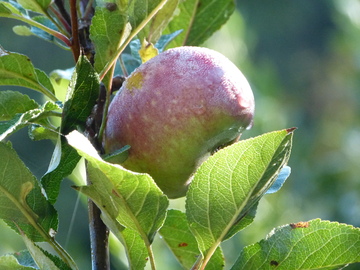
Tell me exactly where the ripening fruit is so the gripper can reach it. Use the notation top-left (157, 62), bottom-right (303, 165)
top-left (104, 46), bottom-right (255, 198)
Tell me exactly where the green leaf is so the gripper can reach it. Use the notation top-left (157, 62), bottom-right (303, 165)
top-left (103, 144), bottom-right (130, 164)
top-left (21, 232), bottom-right (71, 270)
top-left (224, 202), bottom-right (258, 243)
top-left (160, 209), bottom-right (201, 269)
top-left (164, 0), bottom-right (235, 47)
top-left (128, 0), bottom-right (163, 31)
top-left (0, 255), bottom-right (35, 270)
top-left (186, 129), bottom-right (294, 268)
top-left (155, 30), bottom-right (183, 52)
top-left (67, 131), bottom-right (168, 260)
top-left (0, 91), bottom-right (38, 121)
top-left (41, 136), bottom-right (81, 204)
top-left (80, 164), bottom-right (149, 269)
top-left (40, 55), bottom-right (100, 204)
top-left (28, 123), bottom-right (59, 141)
top-left (13, 16), bottom-right (58, 44)
top-left (50, 67), bottom-right (73, 102)
top-left (231, 219), bottom-right (360, 270)
top-left (61, 54), bottom-right (100, 134)
top-left (0, 100), bottom-right (61, 141)
top-left (121, 228), bottom-right (148, 270)
top-left (137, 0), bottom-right (180, 44)
top-left (125, 30), bottom-right (182, 72)
top-left (35, 68), bottom-right (57, 95)
top-left (159, 209), bottom-right (225, 269)
top-left (0, 47), bottom-right (57, 101)
top-left (0, 142), bottom-right (58, 242)
top-left (13, 25), bottom-right (33, 36)
top-left (0, 1), bottom-right (26, 16)
top-left (90, 6), bottom-right (127, 85)
top-left (0, 91), bottom-right (59, 143)
top-left (100, 205), bottom-right (149, 270)
top-left (30, 16), bottom-right (57, 42)
top-left (17, 0), bottom-right (51, 15)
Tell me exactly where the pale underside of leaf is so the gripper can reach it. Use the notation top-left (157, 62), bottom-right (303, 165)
top-left (67, 131), bottom-right (168, 267)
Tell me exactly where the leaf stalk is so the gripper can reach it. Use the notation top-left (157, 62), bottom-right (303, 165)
top-left (1, 14), bottom-right (71, 47)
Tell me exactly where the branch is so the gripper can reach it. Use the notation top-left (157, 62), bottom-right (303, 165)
top-left (69, 0), bottom-right (81, 61)
top-left (88, 196), bottom-right (110, 270)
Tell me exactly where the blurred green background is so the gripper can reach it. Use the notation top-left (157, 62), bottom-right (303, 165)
top-left (1, 0), bottom-right (359, 269)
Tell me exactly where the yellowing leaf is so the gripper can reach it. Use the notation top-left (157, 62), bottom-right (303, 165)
top-left (139, 40), bottom-right (159, 63)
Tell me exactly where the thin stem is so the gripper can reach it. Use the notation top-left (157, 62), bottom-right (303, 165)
top-left (45, 9), bottom-right (69, 36)
top-left (49, 5), bottom-right (72, 34)
top-left (97, 66), bottom-right (115, 143)
top-left (69, 0), bottom-right (81, 62)
top-left (48, 238), bottom-right (79, 270)
top-left (99, 0), bottom-right (169, 81)
top-left (118, 55), bottom-right (128, 77)
top-left (31, 111), bottom-right (63, 121)
top-left (3, 14), bottom-right (71, 47)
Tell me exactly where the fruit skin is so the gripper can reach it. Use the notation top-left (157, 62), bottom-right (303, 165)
top-left (104, 46), bottom-right (254, 198)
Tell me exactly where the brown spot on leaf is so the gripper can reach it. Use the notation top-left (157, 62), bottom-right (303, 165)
top-left (270, 260), bottom-right (279, 266)
top-left (290, 221), bottom-right (309, 229)
top-left (112, 189), bottom-right (120, 197)
top-left (178, 242), bottom-right (188, 247)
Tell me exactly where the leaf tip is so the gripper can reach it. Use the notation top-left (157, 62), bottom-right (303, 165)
top-left (286, 127), bottom-right (297, 133)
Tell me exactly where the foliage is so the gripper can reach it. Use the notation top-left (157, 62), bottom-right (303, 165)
top-left (0, 0), bottom-right (359, 269)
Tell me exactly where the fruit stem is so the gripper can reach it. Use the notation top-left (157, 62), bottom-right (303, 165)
top-left (97, 66), bottom-right (116, 144)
